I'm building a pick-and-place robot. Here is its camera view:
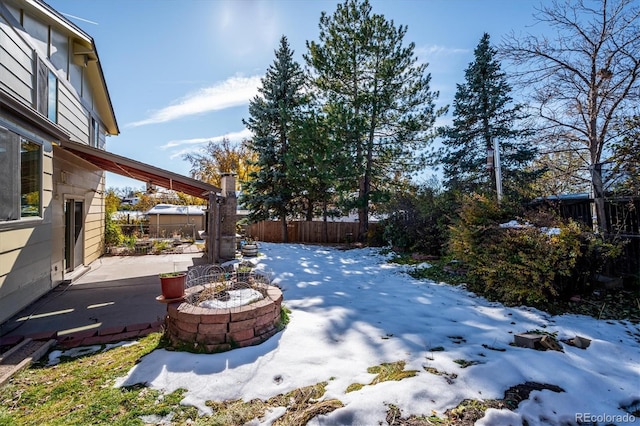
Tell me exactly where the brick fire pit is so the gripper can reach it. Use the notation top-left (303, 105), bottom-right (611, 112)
top-left (165, 283), bottom-right (283, 353)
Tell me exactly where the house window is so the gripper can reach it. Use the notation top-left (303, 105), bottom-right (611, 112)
top-left (47, 70), bottom-right (58, 123)
top-left (36, 59), bottom-right (58, 124)
top-left (20, 140), bottom-right (41, 217)
top-left (90, 118), bottom-right (99, 148)
top-left (0, 127), bottom-right (42, 221)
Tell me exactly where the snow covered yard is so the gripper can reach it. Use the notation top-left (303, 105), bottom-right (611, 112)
top-left (115, 243), bottom-right (640, 425)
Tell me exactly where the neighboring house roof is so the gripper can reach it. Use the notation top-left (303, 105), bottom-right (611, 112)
top-left (61, 140), bottom-right (221, 199)
top-left (121, 197), bottom-right (140, 205)
top-left (20, 0), bottom-right (119, 135)
top-left (318, 212), bottom-right (385, 223)
top-left (146, 204), bottom-right (206, 216)
top-left (535, 193), bottom-right (590, 201)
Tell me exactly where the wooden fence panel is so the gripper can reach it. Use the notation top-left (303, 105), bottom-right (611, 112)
top-left (247, 221), bottom-right (365, 244)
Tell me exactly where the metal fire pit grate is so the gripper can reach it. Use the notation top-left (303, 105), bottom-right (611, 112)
top-left (185, 263), bottom-right (273, 309)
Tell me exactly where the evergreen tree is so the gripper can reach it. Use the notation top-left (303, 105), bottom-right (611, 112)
top-left (610, 116), bottom-right (640, 196)
top-left (288, 106), bottom-right (347, 241)
top-left (241, 35), bottom-right (307, 242)
top-left (305, 0), bottom-right (442, 238)
top-left (440, 33), bottom-right (538, 200)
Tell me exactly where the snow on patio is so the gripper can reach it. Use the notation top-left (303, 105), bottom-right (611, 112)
top-left (114, 243), bottom-right (640, 425)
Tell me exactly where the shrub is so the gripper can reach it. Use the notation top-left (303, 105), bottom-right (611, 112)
top-left (123, 235), bottom-right (137, 249)
top-left (380, 183), bottom-right (455, 255)
top-left (448, 195), bottom-right (583, 307)
top-left (105, 215), bottom-right (124, 248)
top-left (568, 232), bottom-right (626, 295)
top-left (153, 240), bottom-right (172, 253)
top-left (104, 189), bottom-right (125, 248)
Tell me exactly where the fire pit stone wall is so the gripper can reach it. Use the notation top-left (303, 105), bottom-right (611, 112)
top-left (166, 285), bottom-right (283, 353)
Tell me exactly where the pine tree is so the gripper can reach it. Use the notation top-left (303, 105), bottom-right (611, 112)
top-left (440, 33), bottom-right (538, 200)
top-left (305, 0), bottom-right (442, 238)
top-left (611, 116), bottom-right (640, 196)
top-left (288, 106), bottom-right (348, 241)
top-left (241, 36), bottom-right (307, 242)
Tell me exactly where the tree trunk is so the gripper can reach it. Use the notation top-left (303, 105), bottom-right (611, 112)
top-left (590, 163), bottom-right (607, 233)
top-left (280, 214), bottom-right (289, 243)
top-left (305, 198), bottom-right (314, 222)
top-left (358, 177), bottom-right (369, 240)
top-left (359, 99), bottom-right (377, 242)
top-left (322, 199), bottom-right (329, 244)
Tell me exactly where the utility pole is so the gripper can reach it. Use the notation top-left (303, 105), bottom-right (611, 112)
top-left (487, 138), bottom-right (503, 203)
top-left (494, 137), bottom-right (503, 203)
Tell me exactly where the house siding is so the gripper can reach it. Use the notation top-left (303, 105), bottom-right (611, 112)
top-left (0, 0), bottom-right (115, 324)
top-left (51, 148), bottom-right (106, 274)
top-left (0, 14), bottom-right (33, 106)
top-left (58, 82), bottom-right (89, 143)
top-left (0, 149), bottom-right (53, 324)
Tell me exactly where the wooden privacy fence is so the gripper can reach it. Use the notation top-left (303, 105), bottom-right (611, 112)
top-left (532, 195), bottom-right (640, 277)
top-left (247, 221), bottom-right (371, 244)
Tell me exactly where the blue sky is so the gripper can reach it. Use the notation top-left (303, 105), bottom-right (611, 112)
top-left (46, 0), bottom-right (542, 191)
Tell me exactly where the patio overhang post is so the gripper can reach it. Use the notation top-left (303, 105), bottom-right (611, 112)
top-left (206, 191), bottom-right (219, 264)
top-left (214, 194), bottom-right (222, 263)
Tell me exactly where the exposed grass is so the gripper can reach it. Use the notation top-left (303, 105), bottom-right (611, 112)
top-left (453, 359), bottom-right (483, 368)
top-left (203, 381), bottom-right (343, 426)
top-left (279, 305), bottom-right (292, 329)
top-left (346, 361), bottom-right (418, 393)
top-left (386, 403), bottom-right (446, 425)
top-left (267, 382), bottom-right (343, 426)
top-left (368, 361), bottom-right (418, 384)
top-left (345, 383), bottom-right (364, 393)
top-left (423, 366), bottom-right (457, 384)
top-left (0, 333), bottom-right (204, 425)
top-left (0, 334), bottom-right (342, 425)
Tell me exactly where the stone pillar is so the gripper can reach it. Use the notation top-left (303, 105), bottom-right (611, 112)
top-left (219, 174), bottom-right (237, 260)
top-left (207, 191), bottom-right (219, 264)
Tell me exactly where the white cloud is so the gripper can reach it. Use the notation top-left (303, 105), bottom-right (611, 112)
top-left (129, 75), bottom-right (261, 127)
top-left (160, 137), bottom-right (213, 150)
top-left (163, 128), bottom-right (253, 159)
top-left (416, 44), bottom-right (469, 57)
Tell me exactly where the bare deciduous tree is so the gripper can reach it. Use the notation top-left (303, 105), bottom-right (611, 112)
top-left (501, 0), bottom-right (640, 232)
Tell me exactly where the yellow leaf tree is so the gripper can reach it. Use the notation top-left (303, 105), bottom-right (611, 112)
top-left (183, 137), bottom-right (257, 191)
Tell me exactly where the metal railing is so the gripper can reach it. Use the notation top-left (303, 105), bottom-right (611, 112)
top-left (117, 223), bottom-right (200, 240)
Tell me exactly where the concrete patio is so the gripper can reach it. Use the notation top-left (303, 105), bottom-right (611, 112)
top-left (0, 250), bottom-right (208, 349)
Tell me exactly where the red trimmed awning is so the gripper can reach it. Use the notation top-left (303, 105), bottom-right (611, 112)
top-left (61, 140), bottom-right (220, 199)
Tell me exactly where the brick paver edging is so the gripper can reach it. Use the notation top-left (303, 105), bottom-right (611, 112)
top-left (0, 321), bottom-right (165, 352)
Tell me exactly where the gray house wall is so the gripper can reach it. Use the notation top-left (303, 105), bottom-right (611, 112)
top-left (0, 0), bottom-right (115, 324)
